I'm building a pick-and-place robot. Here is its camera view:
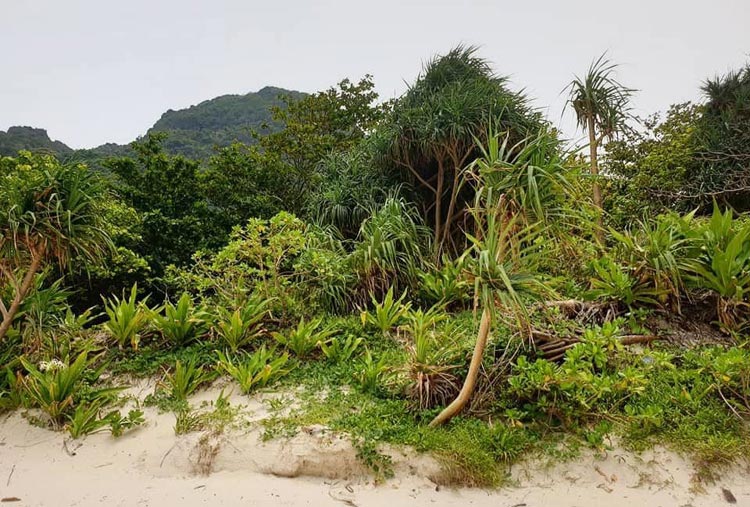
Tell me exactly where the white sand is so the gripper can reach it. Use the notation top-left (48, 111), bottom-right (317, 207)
top-left (1, 381), bottom-right (748, 506)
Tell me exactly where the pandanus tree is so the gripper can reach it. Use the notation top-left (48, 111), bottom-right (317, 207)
top-left (430, 129), bottom-right (566, 426)
top-left (0, 152), bottom-right (111, 342)
top-left (565, 54), bottom-right (634, 240)
top-left (384, 45), bottom-right (545, 261)
top-left (689, 64), bottom-right (750, 211)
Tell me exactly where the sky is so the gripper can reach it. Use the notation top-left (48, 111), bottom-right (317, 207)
top-left (1, 0), bottom-right (748, 149)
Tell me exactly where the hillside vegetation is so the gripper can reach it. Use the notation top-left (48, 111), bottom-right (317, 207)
top-left (0, 85), bottom-right (300, 160)
top-left (1, 47), bottom-right (750, 487)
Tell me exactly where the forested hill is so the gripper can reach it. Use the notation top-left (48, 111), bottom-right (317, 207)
top-left (0, 85), bottom-right (301, 160)
top-left (0, 126), bottom-right (73, 157)
top-left (146, 86), bottom-right (303, 159)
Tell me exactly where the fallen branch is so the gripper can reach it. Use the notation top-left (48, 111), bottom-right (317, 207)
top-left (534, 333), bottom-right (660, 361)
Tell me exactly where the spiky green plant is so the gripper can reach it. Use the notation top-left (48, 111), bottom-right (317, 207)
top-left (66, 400), bottom-right (111, 439)
top-left (20, 352), bottom-right (120, 428)
top-left (103, 284), bottom-right (151, 350)
top-left (351, 197), bottom-right (430, 301)
top-left (586, 256), bottom-right (663, 309)
top-left (272, 317), bottom-right (334, 358)
top-left (361, 286), bottom-right (411, 337)
top-left (165, 357), bottom-right (215, 400)
top-left (18, 277), bottom-right (72, 349)
top-left (153, 293), bottom-right (210, 347)
top-left (354, 349), bottom-right (391, 395)
top-left (610, 212), bottom-right (695, 310)
top-left (216, 347), bottom-right (292, 393)
top-left (565, 53), bottom-right (635, 238)
top-left (471, 127), bottom-right (570, 224)
top-left (319, 334), bottom-right (363, 364)
top-left (215, 295), bottom-right (269, 352)
top-left (683, 205), bottom-right (750, 330)
top-left (405, 309), bottom-right (462, 410)
top-left (418, 258), bottom-right (471, 307)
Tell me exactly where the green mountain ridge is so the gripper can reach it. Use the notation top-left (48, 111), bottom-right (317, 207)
top-left (0, 86), bottom-right (301, 160)
top-left (0, 126), bottom-right (73, 157)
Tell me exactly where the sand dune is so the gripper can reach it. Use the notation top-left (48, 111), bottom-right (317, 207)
top-left (1, 382), bottom-right (747, 506)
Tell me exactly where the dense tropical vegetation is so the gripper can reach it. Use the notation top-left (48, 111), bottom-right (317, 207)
top-left (2, 46), bottom-right (750, 486)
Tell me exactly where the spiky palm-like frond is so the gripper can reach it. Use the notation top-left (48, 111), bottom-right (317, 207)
top-left (565, 54), bottom-right (635, 143)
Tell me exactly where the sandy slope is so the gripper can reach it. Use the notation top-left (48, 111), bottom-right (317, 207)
top-left (0, 381), bottom-right (747, 507)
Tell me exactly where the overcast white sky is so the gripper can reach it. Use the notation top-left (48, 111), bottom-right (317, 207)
top-left (1, 0), bottom-right (748, 149)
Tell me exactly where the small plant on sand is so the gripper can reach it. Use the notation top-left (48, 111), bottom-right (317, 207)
top-left (66, 400), bottom-right (112, 438)
top-left (174, 407), bottom-right (206, 435)
top-left (107, 409), bottom-right (145, 437)
top-left (216, 346), bottom-right (292, 393)
top-left (20, 352), bottom-right (121, 429)
top-left (67, 402), bottom-right (144, 439)
top-left (165, 357), bottom-right (215, 400)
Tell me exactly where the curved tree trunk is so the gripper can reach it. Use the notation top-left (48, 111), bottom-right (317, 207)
top-left (0, 253), bottom-right (43, 342)
top-left (429, 306), bottom-right (492, 427)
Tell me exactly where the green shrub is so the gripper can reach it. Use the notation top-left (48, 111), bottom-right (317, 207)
top-left (168, 212), bottom-right (307, 322)
top-left (586, 257), bottom-right (662, 309)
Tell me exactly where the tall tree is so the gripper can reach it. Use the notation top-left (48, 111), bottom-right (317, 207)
top-left (203, 142), bottom-right (285, 231)
top-left (106, 134), bottom-right (218, 274)
top-left (604, 102), bottom-right (702, 222)
top-left (566, 54), bottom-right (634, 240)
top-left (384, 45), bottom-right (546, 261)
top-left (0, 152), bottom-right (111, 342)
top-left (254, 76), bottom-right (388, 214)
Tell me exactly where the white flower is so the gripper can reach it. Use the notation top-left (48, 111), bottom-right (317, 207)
top-left (38, 359), bottom-right (66, 372)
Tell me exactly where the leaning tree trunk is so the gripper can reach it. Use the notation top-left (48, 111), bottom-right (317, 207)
top-left (587, 116), bottom-right (603, 243)
top-left (430, 306), bottom-right (492, 427)
top-left (0, 254), bottom-right (43, 342)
